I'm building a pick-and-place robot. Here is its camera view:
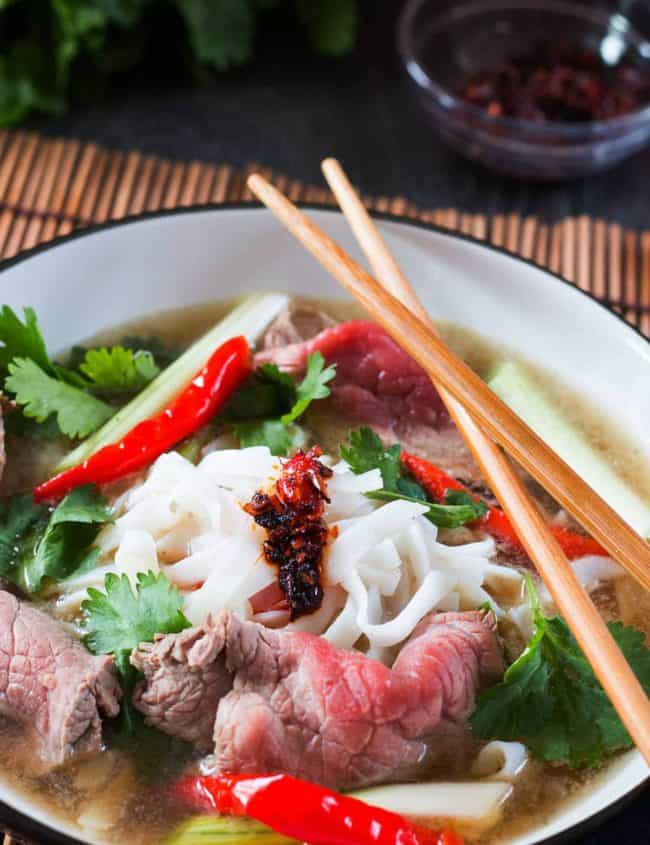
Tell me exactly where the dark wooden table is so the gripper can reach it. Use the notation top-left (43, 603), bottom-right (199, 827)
top-left (36, 0), bottom-right (650, 230)
top-left (33, 1), bottom-right (649, 841)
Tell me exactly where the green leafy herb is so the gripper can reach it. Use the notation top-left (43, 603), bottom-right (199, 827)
top-left (471, 576), bottom-right (650, 767)
top-left (3, 410), bottom-right (63, 440)
top-left (341, 427), bottom-right (487, 529)
top-left (232, 419), bottom-right (294, 456)
top-left (79, 346), bottom-right (160, 393)
top-left (82, 571), bottom-right (191, 733)
top-left (0, 2), bottom-right (359, 127)
top-left (340, 426), bottom-right (427, 499)
top-left (20, 484), bottom-right (114, 593)
top-left (0, 485), bottom-right (113, 593)
top-left (225, 362), bottom-right (297, 420)
top-left (227, 353), bottom-right (335, 455)
top-left (83, 571), bottom-right (190, 658)
top-left (367, 488), bottom-right (488, 529)
top-left (119, 336), bottom-right (180, 370)
top-left (6, 357), bottom-right (115, 439)
top-left (0, 305), bottom-right (50, 373)
top-left (296, 0), bottom-right (358, 56)
top-left (0, 305), bottom-right (169, 440)
top-left (280, 352), bottom-right (336, 425)
top-left (340, 426), bottom-right (403, 492)
top-left (0, 493), bottom-right (47, 580)
top-left (175, 0), bottom-right (256, 70)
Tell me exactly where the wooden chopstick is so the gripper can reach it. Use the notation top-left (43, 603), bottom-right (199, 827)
top-left (247, 172), bottom-right (650, 765)
top-left (248, 173), bottom-right (650, 589)
top-left (319, 156), bottom-right (650, 763)
top-left (320, 160), bottom-right (598, 571)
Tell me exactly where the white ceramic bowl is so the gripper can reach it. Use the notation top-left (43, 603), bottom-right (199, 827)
top-left (0, 207), bottom-right (647, 844)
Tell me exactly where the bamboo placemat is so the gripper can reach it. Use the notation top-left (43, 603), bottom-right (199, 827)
top-left (0, 130), bottom-right (648, 339)
top-left (0, 128), bottom-right (649, 845)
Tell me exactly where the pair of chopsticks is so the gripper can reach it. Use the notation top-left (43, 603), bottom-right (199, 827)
top-left (246, 164), bottom-right (650, 765)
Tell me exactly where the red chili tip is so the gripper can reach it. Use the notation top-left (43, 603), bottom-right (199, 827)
top-left (439, 829), bottom-right (464, 845)
top-left (410, 823), bottom-right (464, 845)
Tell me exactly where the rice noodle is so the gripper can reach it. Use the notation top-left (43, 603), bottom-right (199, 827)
top-left (471, 741), bottom-right (528, 781)
top-left (55, 447), bottom-right (511, 651)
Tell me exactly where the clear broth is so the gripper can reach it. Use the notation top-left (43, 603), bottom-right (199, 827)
top-left (1, 298), bottom-right (648, 844)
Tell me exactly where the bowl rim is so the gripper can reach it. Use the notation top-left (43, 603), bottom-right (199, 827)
top-left (397, 0), bottom-right (650, 138)
top-left (0, 202), bottom-right (646, 845)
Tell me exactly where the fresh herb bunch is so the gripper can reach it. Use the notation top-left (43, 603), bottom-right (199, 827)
top-left (0, 0), bottom-right (359, 126)
top-left (0, 484), bottom-right (114, 594)
top-left (471, 575), bottom-right (650, 767)
top-left (0, 305), bottom-right (167, 440)
top-left (225, 352), bottom-right (336, 455)
top-left (83, 570), bottom-right (191, 733)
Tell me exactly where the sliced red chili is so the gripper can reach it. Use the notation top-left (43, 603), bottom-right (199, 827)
top-left (172, 773), bottom-right (463, 845)
top-left (34, 336), bottom-right (251, 502)
top-left (401, 451), bottom-right (606, 560)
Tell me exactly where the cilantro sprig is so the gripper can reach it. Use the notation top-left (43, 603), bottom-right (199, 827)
top-left (340, 426), bottom-right (487, 529)
top-left (0, 305), bottom-right (163, 441)
top-left (0, 305), bottom-right (50, 372)
top-left (79, 347), bottom-right (160, 394)
top-left (0, 2), bottom-right (358, 128)
top-left (82, 571), bottom-right (191, 733)
top-left (340, 425), bottom-right (426, 499)
top-left (228, 352), bottom-right (336, 455)
top-left (471, 576), bottom-right (650, 767)
top-left (6, 358), bottom-right (115, 440)
top-left (0, 484), bottom-right (113, 594)
top-left (367, 488), bottom-right (488, 530)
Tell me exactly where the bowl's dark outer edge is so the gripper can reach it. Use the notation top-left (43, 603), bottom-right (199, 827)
top-left (0, 201), bottom-right (646, 845)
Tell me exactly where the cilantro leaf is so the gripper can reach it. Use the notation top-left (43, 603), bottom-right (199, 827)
top-left (445, 489), bottom-right (489, 517)
top-left (79, 346), bottom-right (160, 393)
top-left (20, 485), bottom-right (114, 594)
top-left (3, 410), bottom-right (63, 440)
top-left (227, 353), bottom-right (335, 455)
top-left (175, 0), bottom-right (256, 70)
top-left (225, 362), bottom-right (297, 420)
top-left (341, 427), bottom-right (486, 529)
top-left (232, 419), bottom-right (294, 456)
top-left (82, 570), bottom-right (191, 659)
top-left (0, 3), bottom-right (358, 128)
top-left (6, 357), bottom-right (114, 439)
top-left (367, 488), bottom-right (487, 529)
top-left (339, 426), bottom-right (404, 492)
top-left (340, 426), bottom-right (429, 499)
top-left (471, 576), bottom-right (650, 767)
top-left (0, 486), bottom-right (112, 594)
top-left (82, 570), bottom-right (192, 747)
top-left (0, 494), bottom-right (47, 580)
top-left (281, 352), bottom-right (336, 425)
top-left (119, 336), bottom-right (180, 369)
top-left (0, 305), bottom-right (50, 373)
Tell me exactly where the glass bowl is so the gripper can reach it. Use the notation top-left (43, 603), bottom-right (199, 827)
top-left (397, 0), bottom-right (650, 181)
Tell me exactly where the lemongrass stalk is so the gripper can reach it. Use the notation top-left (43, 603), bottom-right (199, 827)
top-left (350, 781), bottom-right (511, 835)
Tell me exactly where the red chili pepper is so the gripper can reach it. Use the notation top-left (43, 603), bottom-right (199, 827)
top-left (173, 773), bottom-right (463, 845)
top-left (34, 336), bottom-right (251, 502)
top-left (401, 451), bottom-right (606, 560)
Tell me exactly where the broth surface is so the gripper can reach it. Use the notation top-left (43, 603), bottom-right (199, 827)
top-left (0, 297), bottom-right (648, 845)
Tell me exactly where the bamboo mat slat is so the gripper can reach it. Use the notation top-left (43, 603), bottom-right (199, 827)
top-left (0, 128), bottom-right (649, 842)
top-left (0, 131), bottom-right (646, 336)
